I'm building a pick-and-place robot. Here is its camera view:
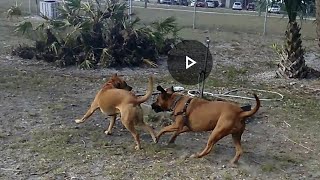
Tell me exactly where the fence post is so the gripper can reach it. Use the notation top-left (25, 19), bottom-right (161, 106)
top-left (29, 0), bottom-right (31, 14)
top-left (193, 2), bottom-right (196, 29)
top-left (263, 0), bottom-right (268, 36)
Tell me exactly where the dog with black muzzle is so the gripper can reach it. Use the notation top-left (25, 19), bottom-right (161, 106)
top-left (151, 85), bottom-right (260, 166)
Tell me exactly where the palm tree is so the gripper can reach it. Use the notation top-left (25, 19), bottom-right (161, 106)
top-left (276, 0), bottom-right (309, 78)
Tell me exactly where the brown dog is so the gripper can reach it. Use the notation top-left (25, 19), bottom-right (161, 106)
top-left (151, 86), bottom-right (260, 165)
top-left (75, 73), bottom-right (132, 135)
top-left (75, 76), bottom-right (156, 150)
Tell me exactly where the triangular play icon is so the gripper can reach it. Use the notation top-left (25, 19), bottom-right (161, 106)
top-left (186, 56), bottom-right (197, 69)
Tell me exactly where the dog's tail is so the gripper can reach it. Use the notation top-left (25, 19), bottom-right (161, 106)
top-left (239, 94), bottom-right (260, 119)
top-left (135, 76), bottom-right (154, 104)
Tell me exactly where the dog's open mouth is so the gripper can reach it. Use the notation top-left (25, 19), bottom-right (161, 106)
top-left (151, 103), bottom-right (165, 113)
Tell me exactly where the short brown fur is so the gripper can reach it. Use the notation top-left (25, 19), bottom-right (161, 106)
top-left (151, 86), bottom-right (260, 166)
top-left (75, 76), bottom-right (156, 150)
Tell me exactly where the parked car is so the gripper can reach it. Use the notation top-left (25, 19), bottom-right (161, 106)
top-left (196, 0), bottom-right (207, 7)
top-left (159, 0), bottom-right (175, 5)
top-left (206, 0), bottom-right (219, 8)
top-left (176, 0), bottom-right (188, 6)
top-left (246, 3), bottom-right (255, 11)
top-left (268, 5), bottom-right (281, 14)
top-left (232, 2), bottom-right (242, 10)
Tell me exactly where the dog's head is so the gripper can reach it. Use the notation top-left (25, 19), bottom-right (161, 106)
top-left (104, 73), bottom-right (132, 91)
top-left (151, 85), bottom-right (176, 113)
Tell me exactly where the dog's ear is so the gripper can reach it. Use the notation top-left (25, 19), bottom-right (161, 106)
top-left (112, 73), bottom-right (118, 77)
top-left (157, 85), bottom-right (166, 93)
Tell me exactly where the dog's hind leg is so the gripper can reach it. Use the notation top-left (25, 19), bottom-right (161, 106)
top-left (121, 110), bottom-right (141, 150)
top-left (105, 115), bottom-right (116, 135)
top-left (75, 101), bottom-right (99, 124)
top-left (230, 130), bottom-right (244, 166)
top-left (168, 126), bottom-right (190, 144)
top-left (191, 123), bottom-right (231, 158)
top-left (125, 122), bottom-right (141, 150)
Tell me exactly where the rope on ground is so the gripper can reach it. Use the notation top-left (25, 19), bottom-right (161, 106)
top-left (187, 88), bottom-right (284, 101)
top-left (137, 87), bottom-right (284, 102)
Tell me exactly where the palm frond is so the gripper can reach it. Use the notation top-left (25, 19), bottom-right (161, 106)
top-left (143, 59), bottom-right (158, 68)
top-left (14, 21), bottom-right (33, 34)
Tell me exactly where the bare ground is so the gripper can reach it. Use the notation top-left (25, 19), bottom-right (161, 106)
top-left (1, 13), bottom-right (320, 180)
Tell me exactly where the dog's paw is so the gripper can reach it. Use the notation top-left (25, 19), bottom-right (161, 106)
top-left (135, 145), bottom-right (141, 150)
top-left (190, 153), bottom-right (200, 158)
top-left (153, 138), bottom-right (158, 144)
top-left (104, 130), bottom-right (112, 135)
top-left (154, 137), bottom-right (160, 144)
top-left (228, 161), bottom-right (239, 168)
top-left (75, 119), bottom-right (83, 124)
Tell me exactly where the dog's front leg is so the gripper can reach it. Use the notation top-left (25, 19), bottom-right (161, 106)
top-left (168, 126), bottom-right (190, 144)
top-left (105, 115), bottom-right (116, 135)
top-left (155, 123), bottom-right (180, 143)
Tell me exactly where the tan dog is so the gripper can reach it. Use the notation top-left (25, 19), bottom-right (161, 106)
top-left (75, 73), bottom-right (132, 135)
top-left (75, 76), bottom-right (156, 150)
top-left (151, 86), bottom-right (260, 165)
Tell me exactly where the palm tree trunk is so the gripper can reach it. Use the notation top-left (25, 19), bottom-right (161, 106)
top-left (277, 22), bottom-right (308, 78)
top-left (316, 0), bottom-right (320, 47)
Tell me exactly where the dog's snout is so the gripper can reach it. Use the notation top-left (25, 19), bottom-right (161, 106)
top-left (151, 103), bottom-right (163, 113)
top-left (151, 103), bottom-right (156, 109)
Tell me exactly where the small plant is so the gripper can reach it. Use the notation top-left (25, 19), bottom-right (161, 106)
top-left (7, 1), bottom-right (22, 19)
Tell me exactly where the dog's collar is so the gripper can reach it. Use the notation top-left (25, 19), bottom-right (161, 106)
top-left (173, 98), bottom-right (193, 117)
top-left (172, 97), bottom-right (193, 130)
top-left (169, 95), bottom-right (183, 111)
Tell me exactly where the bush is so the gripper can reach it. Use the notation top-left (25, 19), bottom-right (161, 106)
top-left (12, 0), bottom-right (181, 69)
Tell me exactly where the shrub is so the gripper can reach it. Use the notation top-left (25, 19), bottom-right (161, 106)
top-left (12, 0), bottom-right (181, 69)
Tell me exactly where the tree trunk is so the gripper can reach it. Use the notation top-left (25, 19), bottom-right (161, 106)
top-left (316, 0), bottom-right (320, 48)
top-left (277, 22), bottom-right (308, 78)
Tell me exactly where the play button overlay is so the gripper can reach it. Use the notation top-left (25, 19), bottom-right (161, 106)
top-left (186, 56), bottom-right (196, 69)
top-left (168, 40), bottom-right (213, 85)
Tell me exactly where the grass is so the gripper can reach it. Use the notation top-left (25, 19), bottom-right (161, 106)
top-left (134, 7), bottom-right (316, 39)
top-left (261, 163), bottom-right (276, 172)
top-left (223, 172), bottom-right (233, 180)
top-left (1, 1), bottom-right (320, 179)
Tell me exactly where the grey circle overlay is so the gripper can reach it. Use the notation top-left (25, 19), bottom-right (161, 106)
top-left (167, 40), bottom-right (213, 85)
